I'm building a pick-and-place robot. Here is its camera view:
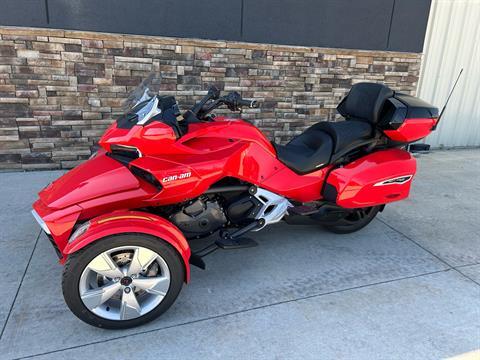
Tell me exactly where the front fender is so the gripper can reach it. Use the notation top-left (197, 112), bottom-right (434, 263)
top-left (63, 211), bottom-right (191, 281)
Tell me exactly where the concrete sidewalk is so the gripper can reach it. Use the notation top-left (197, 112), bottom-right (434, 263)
top-left (0, 149), bottom-right (479, 360)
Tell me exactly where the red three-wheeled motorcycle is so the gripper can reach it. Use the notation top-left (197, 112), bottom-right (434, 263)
top-left (32, 76), bottom-right (439, 328)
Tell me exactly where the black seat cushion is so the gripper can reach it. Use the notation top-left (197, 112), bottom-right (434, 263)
top-left (337, 82), bottom-right (394, 124)
top-left (274, 128), bottom-right (333, 174)
top-left (275, 120), bottom-right (373, 174)
top-left (274, 82), bottom-right (393, 174)
top-left (313, 120), bottom-right (373, 154)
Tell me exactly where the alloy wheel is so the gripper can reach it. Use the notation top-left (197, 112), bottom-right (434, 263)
top-left (78, 245), bottom-right (171, 321)
top-left (323, 205), bottom-right (381, 234)
top-left (342, 207), bottom-right (375, 224)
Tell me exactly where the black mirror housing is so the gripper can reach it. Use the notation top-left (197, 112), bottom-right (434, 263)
top-left (208, 86), bottom-right (221, 100)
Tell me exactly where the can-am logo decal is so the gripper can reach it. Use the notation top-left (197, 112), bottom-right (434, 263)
top-left (162, 172), bottom-right (191, 183)
top-left (374, 175), bottom-right (413, 186)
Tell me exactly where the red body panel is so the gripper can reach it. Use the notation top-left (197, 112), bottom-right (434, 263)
top-left (63, 211), bottom-right (191, 281)
top-left (325, 149), bottom-right (416, 208)
top-left (100, 121), bottom-right (177, 155)
top-left (33, 118), bottom-right (333, 267)
top-left (98, 118), bottom-right (332, 206)
top-left (33, 198), bottom-right (82, 253)
top-left (40, 150), bottom-right (142, 209)
top-left (33, 114), bottom-right (425, 273)
top-left (383, 118), bottom-right (437, 143)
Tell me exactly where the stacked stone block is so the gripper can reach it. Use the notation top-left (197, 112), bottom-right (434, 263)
top-left (0, 27), bottom-right (421, 170)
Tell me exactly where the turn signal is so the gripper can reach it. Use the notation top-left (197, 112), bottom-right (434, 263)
top-left (68, 221), bottom-right (90, 243)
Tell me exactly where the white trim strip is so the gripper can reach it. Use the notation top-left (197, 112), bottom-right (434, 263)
top-left (31, 209), bottom-right (51, 235)
top-left (374, 175), bottom-right (413, 187)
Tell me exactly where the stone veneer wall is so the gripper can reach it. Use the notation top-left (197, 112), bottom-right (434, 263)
top-left (0, 27), bottom-right (422, 170)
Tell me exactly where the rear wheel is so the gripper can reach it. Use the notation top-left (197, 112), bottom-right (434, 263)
top-left (62, 234), bottom-right (185, 329)
top-left (323, 206), bottom-right (381, 234)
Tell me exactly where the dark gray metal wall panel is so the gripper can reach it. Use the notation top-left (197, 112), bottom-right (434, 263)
top-left (0, 0), bottom-right (432, 53)
top-left (0, 0), bottom-right (48, 27)
top-left (242, 0), bottom-right (394, 50)
top-left (47, 0), bottom-right (242, 40)
top-left (388, 0), bottom-right (432, 52)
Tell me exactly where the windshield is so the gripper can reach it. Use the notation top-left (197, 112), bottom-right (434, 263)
top-left (121, 73), bottom-right (162, 124)
top-left (123, 73), bottom-right (161, 111)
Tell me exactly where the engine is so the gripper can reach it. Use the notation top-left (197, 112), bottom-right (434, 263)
top-left (168, 187), bottom-right (292, 238)
top-left (169, 197), bottom-right (227, 238)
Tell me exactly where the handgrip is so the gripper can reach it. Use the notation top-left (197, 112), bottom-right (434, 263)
top-left (237, 99), bottom-right (258, 108)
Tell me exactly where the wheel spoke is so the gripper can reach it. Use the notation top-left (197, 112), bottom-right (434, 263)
top-left (127, 247), bottom-right (158, 276)
top-left (81, 282), bottom-right (121, 310)
top-left (343, 213), bottom-right (358, 224)
top-left (80, 245), bottom-right (170, 321)
top-left (88, 253), bottom-right (124, 279)
top-left (120, 290), bottom-right (142, 320)
top-left (132, 276), bottom-right (170, 296)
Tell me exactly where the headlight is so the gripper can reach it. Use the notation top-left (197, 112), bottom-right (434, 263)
top-left (31, 210), bottom-right (51, 235)
top-left (69, 221), bottom-right (90, 243)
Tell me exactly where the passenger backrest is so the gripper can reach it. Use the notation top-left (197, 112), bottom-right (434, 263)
top-left (337, 83), bottom-right (394, 124)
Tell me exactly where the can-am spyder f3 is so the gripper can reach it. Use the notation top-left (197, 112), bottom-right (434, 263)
top-left (32, 76), bottom-right (440, 329)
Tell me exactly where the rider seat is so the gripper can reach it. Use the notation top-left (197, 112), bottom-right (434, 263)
top-left (274, 83), bottom-right (394, 174)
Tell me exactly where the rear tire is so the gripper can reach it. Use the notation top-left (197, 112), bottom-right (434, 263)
top-left (62, 234), bottom-right (185, 329)
top-left (323, 206), bottom-right (381, 234)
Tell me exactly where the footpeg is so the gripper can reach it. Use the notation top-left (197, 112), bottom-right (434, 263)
top-left (215, 237), bottom-right (258, 250)
top-left (189, 254), bottom-right (206, 270)
top-left (216, 218), bottom-right (263, 249)
top-left (289, 205), bottom-right (319, 216)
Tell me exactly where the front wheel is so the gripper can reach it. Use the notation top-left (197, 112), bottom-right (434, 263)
top-left (62, 234), bottom-right (185, 329)
top-left (323, 206), bottom-right (381, 234)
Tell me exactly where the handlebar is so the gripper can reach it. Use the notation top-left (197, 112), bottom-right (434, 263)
top-left (190, 86), bottom-right (220, 115)
top-left (220, 91), bottom-right (258, 111)
top-left (185, 86), bottom-right (259, 123)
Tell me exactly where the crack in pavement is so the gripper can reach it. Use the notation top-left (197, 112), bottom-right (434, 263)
top-left (4, 218), bottom-right (479, 359)
top-left (454, 262), bottom-right (480, 269)
top-left (0, 230), bottom-right (42, 340)
top-left (377, 218), bottom-right (480, 287)
top-left (12, 268), bottom-right (455, 360)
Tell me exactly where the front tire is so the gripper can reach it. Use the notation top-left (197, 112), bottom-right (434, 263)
top-left (323, 206), bottom-right (381, 234)
top-left (62, 234), bottom-right (185, 329)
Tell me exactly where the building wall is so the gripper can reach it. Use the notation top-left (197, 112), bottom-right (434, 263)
top-left (418, 0), bottom-right (480, 148)
top-left (0, 0), bottom-right (432, 53)
top-left (0, 27), bottom-right (421, 170)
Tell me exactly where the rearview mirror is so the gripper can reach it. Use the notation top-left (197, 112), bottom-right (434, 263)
top-left (208, 86), bottom-right (220, 100)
